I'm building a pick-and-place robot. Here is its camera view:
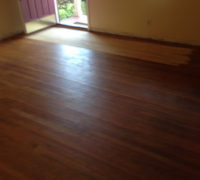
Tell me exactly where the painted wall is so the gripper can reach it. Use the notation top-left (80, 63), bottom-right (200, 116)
top-left (0, 1), bottom-right (24, 40)
top-left (88, 0), bottom-right (200, 45)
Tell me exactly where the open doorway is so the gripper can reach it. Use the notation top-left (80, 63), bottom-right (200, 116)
top-left (56, 0), bottom-right (88, 29)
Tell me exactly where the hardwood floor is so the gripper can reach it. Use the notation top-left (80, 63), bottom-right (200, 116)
top-left (27, 27), bottom-right (194, 66)
top-left (0, 36), bottom-right (200, 179)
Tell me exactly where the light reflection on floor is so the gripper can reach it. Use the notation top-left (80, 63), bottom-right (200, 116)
top-left (26, 27), bottom-right (193, 66)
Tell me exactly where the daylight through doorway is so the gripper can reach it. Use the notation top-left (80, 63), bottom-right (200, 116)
top-left (56, 0), bottom-right (88, 28)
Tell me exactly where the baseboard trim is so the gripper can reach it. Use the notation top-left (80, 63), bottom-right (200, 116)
top-left (89, 28), bottom-right (200, 49)
top-left (2, 25), bottom-right (200, 49)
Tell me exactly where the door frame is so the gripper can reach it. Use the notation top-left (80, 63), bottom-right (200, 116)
top-left (53, 0), bottom-right (60, 23)
top-left (17, 0), bottom-right (28, 33)
top-left (87, 0), bottom-right (91, 29)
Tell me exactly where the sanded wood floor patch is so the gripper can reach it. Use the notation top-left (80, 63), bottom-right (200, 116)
top-left (27, 27), bottom-right (193, 66)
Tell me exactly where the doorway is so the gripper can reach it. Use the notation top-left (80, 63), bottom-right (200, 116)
top-left (56, 0), bottom-right (88, 29)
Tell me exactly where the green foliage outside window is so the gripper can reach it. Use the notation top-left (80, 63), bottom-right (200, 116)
top-left (58, 0), bottom-right (87, 21)
top-left (81, 1), bottom-right (87, 15)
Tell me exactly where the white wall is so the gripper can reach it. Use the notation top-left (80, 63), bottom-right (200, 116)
top-left (88, 0), bottom-right (200, 45)
top-left (0, 0), bottom-right (24, 40)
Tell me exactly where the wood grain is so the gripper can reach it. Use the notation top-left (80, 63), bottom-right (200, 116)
top-left (0, 36), bottom-right (200, 179)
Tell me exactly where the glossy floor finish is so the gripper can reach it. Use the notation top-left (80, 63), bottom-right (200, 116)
top-left (0, 37), bottom-right (200, 179)
top-left (27, 27), bottom-right (193, 66)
